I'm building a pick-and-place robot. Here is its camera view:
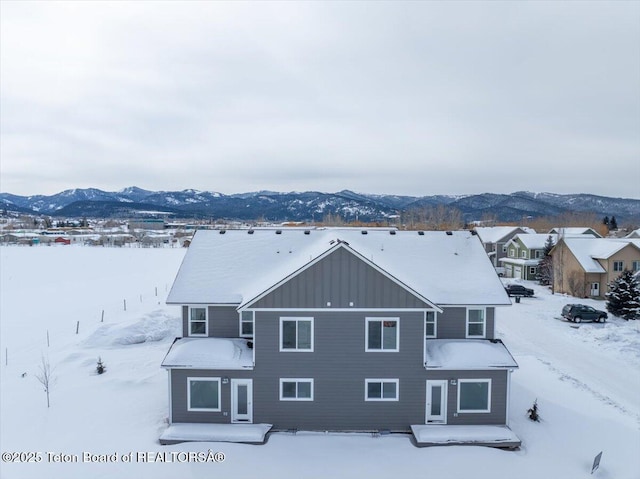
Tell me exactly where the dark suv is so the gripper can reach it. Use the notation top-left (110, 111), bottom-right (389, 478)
top-left (562, 304), bottom-right (607, 323)
top-left (504, 284), bottom-right (534, 297)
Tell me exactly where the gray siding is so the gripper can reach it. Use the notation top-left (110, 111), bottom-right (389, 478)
top-left (437, 307), bottom-right (495, 340)
top-left (169, 310), bottom-right (510, 430)
top-left (251, 247), bottom-right (430, 309)
top-left (181, 305), bottom-right (239, 338)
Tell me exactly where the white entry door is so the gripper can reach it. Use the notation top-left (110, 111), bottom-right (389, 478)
top-left (426, 380), bottom-right (447, 424)
top-left (231, 379), bottom-right (253, 423)
top-left (590, 282), bottom-right (600, 297)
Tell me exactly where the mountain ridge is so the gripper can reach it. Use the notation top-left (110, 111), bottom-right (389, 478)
top-left (1, 187), bottom-right (638, 223)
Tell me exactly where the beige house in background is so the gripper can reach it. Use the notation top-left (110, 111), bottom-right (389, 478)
top-left (550, 238), bottom-right (640, 299)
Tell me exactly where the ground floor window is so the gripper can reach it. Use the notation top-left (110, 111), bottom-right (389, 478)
top-left (457, 379), bottom-right (491, 413)
top-left (365, 379), bottom-right (399, 401)
top-left (187, 377), bottom-right (221, 411)
top-left (280, 378), bottom-right (314, 401)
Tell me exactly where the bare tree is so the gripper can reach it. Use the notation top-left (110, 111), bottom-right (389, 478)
top-left (35, 355), bottom-right (54, 408)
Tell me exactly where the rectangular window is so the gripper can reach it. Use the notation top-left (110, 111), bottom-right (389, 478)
top-left (466, 308), bottom-right (486, 338)
top-left (280, 317), bottom-right (313, 352)
top-left (529, 267), bottom-right (536, 275)
top-left (521, 250), bottom-right (527, 258)
top-left (187, 377), bottom-right (221, 411)
top-left (633, 261), bottom-right (640, 272)
top-left (508, 249), bottom-right (515, 258)
top-left (189, 307), bottom-right (207, 336)
top-left (240, 311), bottom-right (254, 338)
top-left (365, 379), bottom-right (399, 401)
top-left (535, 250), bottom-right (542, 259)
top-left (366, 318), bottom-right (399, 352)
top-left (613, 261), bottom-right (624, 272)
top-left (425, 311), bottom-right (437, 338)
top-left (279, 379), bottom-right (314, 401)
top-left (457, 379), bottom-right (491, 413)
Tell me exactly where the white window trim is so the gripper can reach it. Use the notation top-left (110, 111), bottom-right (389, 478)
top-left (365, 317), bottom-right (400, 352)
top-left (279, 378), bottom-right (314, 401)
top-left (466, 308), bottom-right (486, 338)
top-left (365, 379), bottom-right (399, 401)
top-left (187, 377), bottom-right (221, 412)
top-left (279, 317), bottom-right (314, 352)
top-left (633, 261), bottom-right (640, 272)
top-left (457, 378), bottom-right (491, 413)
top-left (529, 267), bottom-right (536, 275)
top-left (521, 250), bottom-right (527, 258)
top-left (188, 306), bottom-right (208, 337)
top-left (239, 310), bottom-right (254, 338)
top-left (613, 261), bottom-right (624, 272)
top-left (424, 311), bottom-right (437, 339)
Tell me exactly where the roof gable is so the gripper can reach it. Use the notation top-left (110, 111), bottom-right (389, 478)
top-left (244, 243), bottom-right (437, 310)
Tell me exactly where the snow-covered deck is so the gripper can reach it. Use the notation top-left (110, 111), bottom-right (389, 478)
top-left (424, 339), bottom-right (518, 369)
top-left (159, 423), bottom-right (273, 445)
top-left (410, 425), bottom-right (521, 449)
top-left (161, 337), bottom-right (254, 370)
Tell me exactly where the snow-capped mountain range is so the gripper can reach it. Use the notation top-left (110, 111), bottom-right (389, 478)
top-left (1, 187), bottom-right (638, 223)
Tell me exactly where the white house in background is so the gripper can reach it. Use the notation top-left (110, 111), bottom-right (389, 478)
top-left (548, 227), bottom-right (602, 238)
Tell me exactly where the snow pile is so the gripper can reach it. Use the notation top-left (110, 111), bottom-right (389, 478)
top-left (83, 311), bottom-right (181, 347)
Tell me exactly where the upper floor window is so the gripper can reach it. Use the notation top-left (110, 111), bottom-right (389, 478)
top-left (534, 250), bottom-right (543, 259)
top-left (508, 248), bottom-right (515, 258)
top-left (633, 261), bottom-right (640, 272)
top-left (240, 311), bottom-right (254, 338)
top-left (466, 308), bottom-right (486, 338)
top-left (280, 317), bottom-right (313, 352)
top-left (613, 261), bottom-right (624, 272)
top-left (502, 245), bottom-right (507, 253)
top-left (189, 307), bottom-right (207, 336)
top-left (521, 250), bottom-right (527, 259)
top-left (425, 312), bottom-right (437, 338)
top-left (366, 318), bottom-right (399, 352)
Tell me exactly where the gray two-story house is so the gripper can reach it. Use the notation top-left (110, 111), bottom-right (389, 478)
top-left (160, 228), bottom-right (520, 447)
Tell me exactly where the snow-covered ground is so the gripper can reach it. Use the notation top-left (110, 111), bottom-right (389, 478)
top-left (1, 246), bottom-right (639, 479)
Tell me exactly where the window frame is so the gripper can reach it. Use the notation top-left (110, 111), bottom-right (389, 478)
top-left (425, 311), bottom-right (437, 339)
top-left (633, 261), bottom-right (640, 272)
top-left (521, 250), bottom-right (527, 259)
top-left (279, 378), bottom-right (314, 401)
top-left (279, 317), bottom-right (314, 352)
top-left (188, 306), bottom-right (208, 337)
top-left (187, 377), bottom-right (221, 412)
top-left (613, 261), bottom-right (624, 272)
top-left (365, 379), bottom-right (399, 402)
top-left (457, 379), bottom-right (491, 413)
top-left (365, 317), bottom-right (400, 352)
top-left (240, 310), bottom-right (254, 338)
top-left (466, 308), bottom-right (486, 338)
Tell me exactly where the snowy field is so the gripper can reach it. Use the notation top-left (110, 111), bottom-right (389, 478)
top-left (1, 245), bottom-right (639, 479)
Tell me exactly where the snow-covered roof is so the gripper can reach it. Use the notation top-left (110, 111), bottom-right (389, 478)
top-left (161, 338), bottom-right (254, 369)
top-left (167, 229), bottom-right (512, 307)
top-left (625, 229), bottom-right (640, 239)
top-left (549, 227), bottom-right (602, 238)
top-left (424, 339), bottom-right (518, 369)
top-left (559, 238), bottom-right (639, 273)
top-left (473, 227), bottom-right (534, 244)
top-left (512, 233), bottom-right (557, 250)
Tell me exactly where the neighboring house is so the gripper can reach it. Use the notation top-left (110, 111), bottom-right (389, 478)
top-left (473, 227), bottom-right (535, 273)
top-left (500, 234), bottom-right (558, 280)
top-left (548, 227), bottom-right (602, 238)
top-left (550, 238), bottom-right (640, 298)
top-left (161, 229), bottom-right (520, 447)
top-left (625, 229), bottom-right (640, 239)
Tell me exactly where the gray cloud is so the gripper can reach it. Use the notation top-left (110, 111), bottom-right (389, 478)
top-left (1, 1), bottom-right (638, 198)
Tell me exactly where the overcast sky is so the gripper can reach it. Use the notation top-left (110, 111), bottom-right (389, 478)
top-left (1, 1), bottom-right (639, 199)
